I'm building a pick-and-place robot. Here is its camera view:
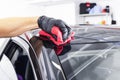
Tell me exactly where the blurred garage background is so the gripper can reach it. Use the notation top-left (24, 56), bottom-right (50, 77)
top-left (0, 0), bottom-right (120, 26)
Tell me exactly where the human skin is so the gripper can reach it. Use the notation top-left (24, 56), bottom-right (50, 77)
top-left (0, 17), bottom-right (39, 37)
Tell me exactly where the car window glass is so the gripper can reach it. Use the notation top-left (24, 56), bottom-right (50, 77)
top-left (58, 41), bottom-right (120, 80)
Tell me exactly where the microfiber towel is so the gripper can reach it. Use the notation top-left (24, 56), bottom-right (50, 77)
top-left (39, 26), bottom-right (74, 55)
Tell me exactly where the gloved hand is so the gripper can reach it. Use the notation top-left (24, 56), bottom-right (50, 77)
top-left (37, 16), bottom-right (71, 41)
top-left (39, 26), bottom-right (74, 55)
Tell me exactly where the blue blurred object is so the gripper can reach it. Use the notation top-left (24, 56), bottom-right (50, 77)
top-left (89, 5), bottom-right (102, 14)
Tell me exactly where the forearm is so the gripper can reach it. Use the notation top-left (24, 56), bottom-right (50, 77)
top-left (0, 17), bottom-right (39, 37)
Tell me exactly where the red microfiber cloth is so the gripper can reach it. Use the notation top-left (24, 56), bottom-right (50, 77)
top-left (39, 26), bottom-right (74, 55)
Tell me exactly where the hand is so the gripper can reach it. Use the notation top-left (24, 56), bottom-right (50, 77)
top-left (37, 16), bottom-right (71, 41)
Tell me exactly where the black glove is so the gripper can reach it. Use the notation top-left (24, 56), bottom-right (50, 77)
top-left (37, 16), bottom-right (71, 41)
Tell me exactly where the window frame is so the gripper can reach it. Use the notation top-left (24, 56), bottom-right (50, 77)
top-left (1, 36), bottom-right (42, 80)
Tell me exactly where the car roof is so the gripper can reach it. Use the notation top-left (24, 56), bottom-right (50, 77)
top-left (71, 26), bottom-right (120, 43)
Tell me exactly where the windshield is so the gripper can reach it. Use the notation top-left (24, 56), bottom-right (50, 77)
top-left (58, 41), bottom-right (120, 80)
top-left (48, 27), bottom-right (120, 80)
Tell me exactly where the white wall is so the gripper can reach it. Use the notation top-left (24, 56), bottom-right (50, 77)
top-left (75, 0), bottom-right (120, 25)
top-left (29, 1), bottom-right (76, 25)
top-left (42, 3), bottom-right (76, 25)
top-left (98, 0), bottom-right (120, 25)
top-left (0, 0), bottom-right (46, 18)
top-left (0, 0), bottom-right (76, 25)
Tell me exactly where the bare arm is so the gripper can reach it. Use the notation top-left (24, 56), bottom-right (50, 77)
top-left (0, 17), bottom-right (39, 38)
